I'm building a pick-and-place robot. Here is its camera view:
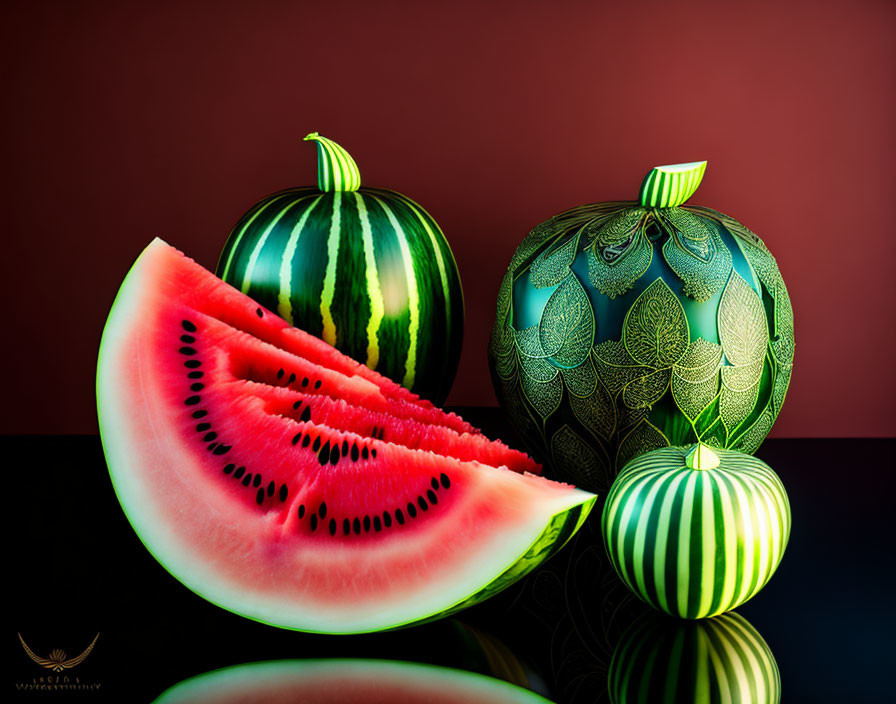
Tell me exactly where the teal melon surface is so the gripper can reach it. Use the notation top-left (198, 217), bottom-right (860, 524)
top-left (488, 162), bottom-right (795, 493)
top-left (602, 444), bottom-right (790, 619)
top-left (219, 135), bottom-right (464, 405)
top-left (609, 611), bottom-right (781, 703)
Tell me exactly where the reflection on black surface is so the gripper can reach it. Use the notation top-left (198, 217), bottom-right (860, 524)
top-left (608, 611), bottom-right (780, 703)
top-left (151, 659), bottom-right (552, 704)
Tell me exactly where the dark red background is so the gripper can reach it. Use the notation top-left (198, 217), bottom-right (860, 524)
top-left (3, 0), bottom-right (894, 436)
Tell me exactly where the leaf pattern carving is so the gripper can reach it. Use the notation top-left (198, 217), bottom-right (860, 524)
top-left (718, 272), bottom-right (768, 366)
top-left (538, 274), bottom-right (595, 369)
top-left (529, 231), bottom-right (580, 289)
top-left (623, 278), bottom-right (689, 368)
top-left (519, 353), bottom-right (559, 383)
top-left (616, 418), bottom-right (669, 469)
top-left (551, 425), bottom-right (610, 490)
top-left (520, 370), bottom-right (563, 421)
top-left (621, 368), bottom-right (671, 410)
top-left (658, 210), bottom-right (732, 302)
top-left (592, 341), bottom-right (650, 398)
top-left (569, 374), bottom-right (616, 440)
top-left (560, 356), bottom-right (597, 397)
top-left (514, 324), bottom-right (548, 358)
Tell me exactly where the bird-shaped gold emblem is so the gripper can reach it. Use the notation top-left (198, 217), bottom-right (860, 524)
top-left (18, 632), bottom-right (99, 672)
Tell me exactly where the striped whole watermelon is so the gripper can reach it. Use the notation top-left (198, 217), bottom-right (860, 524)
top-left (602, 443), bottom-right (790, 619)
top-left (218, 133), bottom-right (464, 404)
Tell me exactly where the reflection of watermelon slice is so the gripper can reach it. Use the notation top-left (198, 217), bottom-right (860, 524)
top-left (97, 239), bottom-right (595, 634)
top-left (153, 659), bottom-right (552, 703)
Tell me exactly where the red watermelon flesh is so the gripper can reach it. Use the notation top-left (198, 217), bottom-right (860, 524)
top-left (97, 239), bottom-right (595, 633)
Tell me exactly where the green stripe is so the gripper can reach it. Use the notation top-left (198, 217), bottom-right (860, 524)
top-left (242, 197), bottom-right (312, 294)
top-left (318, 192), bottom-right (342, 345)
top-left (354, 192), bottom-right (384, 369)
top-left (277, 195), bottom-right (323, 323)
top-left (370, 194), bottom-right (419, 388)
top-left (220, 192), bottom-right (295, 282)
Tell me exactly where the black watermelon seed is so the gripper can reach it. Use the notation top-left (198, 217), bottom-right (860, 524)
top-left (310, 515), bottom-right (318, 532)
top-left (319, 502), bottom-right (327, 518)
top-left (180, 334), bottom-right (195, 344)
top-left (431, 477), bottom-right (439, 490)
top-left (363, 516), bottom-right (371, 532)
top-left (179, 347), bottom-right (197, 356)
top-left (207, 442), bottom-right (218, 451)
top-left (279, 485), bottom-right (288, 502)
top-left (184, 359), bottom-right (201, 368)
top-left (288, 373), bottom-right (296, 384)
top-left (190, 382), bottom-right (204, 392)
top-left (314, 380), bottom-right (322, 389)
top-left (253, 474), bottom-right (261, 488)
top-left (312, 437), bottom-right (321, 452)
top-left (329, 518), bottom-right (337, 536)
top-left (371, 448), bottom-right (377, 459)
top-left (196, 422), bottom-right (211, 432)
top-left (383, 511), bottom-right (392, 527)
top-left (317, 442), bottom-right (330, 465)
top-left (234, 466), bottom-right (246, 478)
top-left (373, 516), bottom-right (382, 532)
top-left (371, 425), bottom-right (377, 437)
top-left (202, 432), bottom-right (217, 442)
top-left (351, 445), bottom-right (359, 461)
top-left (298, 504), bottom-right (305, 518)
top-left (267, 481), bottom-right (275, 497)
top-left (256, 308), bottom-right (263, 317)
top-left (301, 377), bottom-right (309, 387)
top-left (223, 464), bottom-right (235, 474)
top-left (185, 395), bottom-right (201, 405)
top-left (292, 433), bottom-right (301, 445)
top-left (302, 435), bottom-right (311, 448)
top-left (343, 518), bottom-right (350, 535)
top-left (293, 400), bottom-right (302, 410)
top-left (427, 489), bottom-right (438, 505)
top-left (353, 518), bottom-right (361, 535)
top-left (181, 320), bottom-right (197, 332)
top-left (213, 444), bottom-right (231, 455)
top-left (362, 447), bottom-right (369, 460)
top-left (301, 407), bottom-right (312, 422)
top-left (329, 446), bottom-right (340, 465)
top-left (191, 409), bottom-right (207, 418)
top-left (342, 440), bottom-right (349, 456)
top-left (407, 503), bottom-right (417, 518)
top-left (418, 496), bottom-right (428, 511)
top-left (256, 488), bottom-right (264, 505)
top-left (187, 371), bottom-right (203, 379)
top-left (440, 473), bottom-right (450, 489)
top-left (242, 474), bottom-right (252, 486)
top-left (396, 509), bottom-right (405, 525)
top-left (277, 368), bottom-right (284, 379)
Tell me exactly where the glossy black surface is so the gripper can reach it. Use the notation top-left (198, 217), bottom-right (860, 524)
top-left (10, 412), bottom-right (895, 702)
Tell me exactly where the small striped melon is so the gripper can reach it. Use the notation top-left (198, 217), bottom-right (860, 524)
top-left (602, 444), bottom-right (790, 619)
top-left (218, 133), bottom-right (464, 404)
top-left (609, 610), bottom-right (781, 703)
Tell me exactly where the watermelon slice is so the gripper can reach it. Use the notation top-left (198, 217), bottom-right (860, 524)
top-left (153, 659), bottom-right (552, 703)
top-left (97, 239), bottom-right (595, 633)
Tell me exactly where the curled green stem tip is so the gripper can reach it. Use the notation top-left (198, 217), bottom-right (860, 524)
top-left (639, 161), bottom-right (707, 208)
top-left (303, 132), bottom-right (361, 192)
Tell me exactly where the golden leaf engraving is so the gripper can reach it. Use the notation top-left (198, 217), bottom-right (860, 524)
top-left (551, 425), bottom-right (610, 490)
top-left (538, 274), bottom-right (595, 368)
top-left (623, 278), bottom-right (689, 368)
top-left (718, 272), bottom-right (768, 367)
top-left (529, 232), bottom-right (580, 289)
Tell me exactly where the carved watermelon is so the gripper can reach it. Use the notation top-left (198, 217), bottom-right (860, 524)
top-left (96, 239), bottom-right (594, 634)
top-left (488, 162), bottom-right (795, 493)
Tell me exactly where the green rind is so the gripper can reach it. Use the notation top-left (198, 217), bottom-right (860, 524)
top-left (218, 186), bottom-right (463, 404)
top-left (638, 161), bottom-right (707, 208)
top-left (154, 659), bottom-right (553, 704)
top-left (601, 445), bottom-right (790, 619)
top-left (608, 611), bottom-right (781, 703)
